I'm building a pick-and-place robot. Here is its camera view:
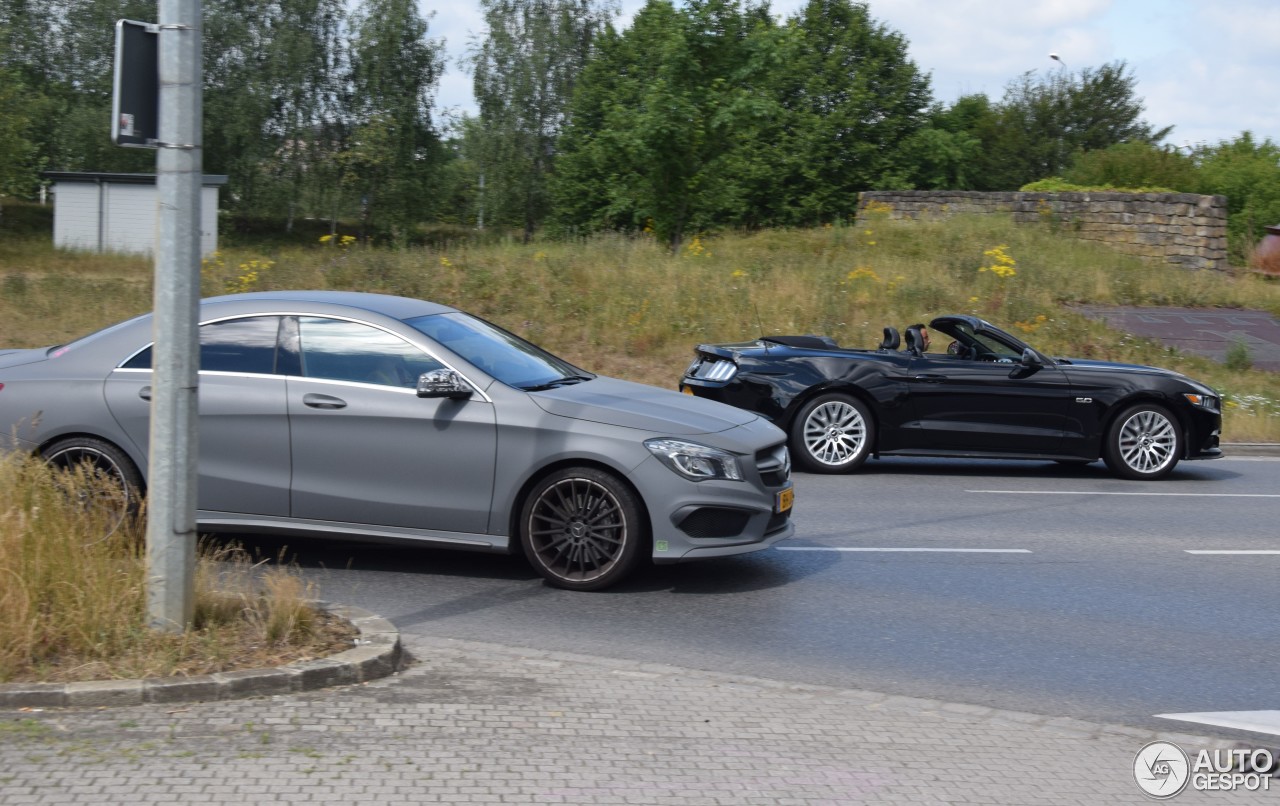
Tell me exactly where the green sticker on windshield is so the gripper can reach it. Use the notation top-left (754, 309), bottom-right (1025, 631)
top-left (656, 541), bottom-right (668, 552)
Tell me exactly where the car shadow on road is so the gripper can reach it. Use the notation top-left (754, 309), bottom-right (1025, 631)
top-left (203, 530), bottom-right (828, 600)
top-left (844, 456), bottom-right (1243, 482)
top-left (611, 548), bottom-right (838, 595)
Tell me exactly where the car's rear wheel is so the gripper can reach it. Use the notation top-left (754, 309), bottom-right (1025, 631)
top-left (1103, 403), bottom-right (1182, 480)
top-left (41, 436), bottom-right (144, 532)
top-left (791, 393), bottom-right (874, 473)
top-left (520, 467), bottom-right (646, 591)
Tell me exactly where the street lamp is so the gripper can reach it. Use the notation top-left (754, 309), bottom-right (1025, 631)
top-left (1049, 53), bottom-right (1067, 69)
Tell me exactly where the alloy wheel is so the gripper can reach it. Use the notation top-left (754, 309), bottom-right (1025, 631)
top-left (1116, 409), bottom-right (1178, 475)
top-left (525, 475), bottom-right (630, 587)
top-left (803, 399), bottom-right (867, 467)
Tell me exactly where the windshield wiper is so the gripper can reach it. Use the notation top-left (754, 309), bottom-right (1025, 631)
top-left (521, 374), bottom-right (594, 392)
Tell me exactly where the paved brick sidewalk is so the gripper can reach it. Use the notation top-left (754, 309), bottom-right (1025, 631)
top-left (2, 635), bottom-right (1272, 805)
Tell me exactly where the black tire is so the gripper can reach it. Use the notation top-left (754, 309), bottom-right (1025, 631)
top-left (1102, 403), bottom-right (1182, 480)
top-left (519, 467), bottom-right (646, 591)
top-left (790, 393), bottom-right (874, 474)
top-left (41, 436), bottom-right (145, 528)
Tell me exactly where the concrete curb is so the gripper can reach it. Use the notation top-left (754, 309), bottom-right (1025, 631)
top-left (1223, 442), bottom-right (1280, 457)
top-left (0, 602), bottom-right (402, 710)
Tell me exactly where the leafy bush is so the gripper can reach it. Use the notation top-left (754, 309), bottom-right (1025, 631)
top-left (1191, 133), bottom-right (1280, 261)
top-left (1020, 178), bottom-right (1176, 194)
top-left (1063, 142), bottom-right (1198, 191)
top-left (1225, 338), bottom-right (1253, 372)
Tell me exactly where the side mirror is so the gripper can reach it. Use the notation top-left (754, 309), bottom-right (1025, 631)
top-left (417, 369), bottom-right (473, 399)
top-left (1019, 347), bottom-right (1043, 369)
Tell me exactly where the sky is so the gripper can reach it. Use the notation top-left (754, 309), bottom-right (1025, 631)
top-left (422, 0), bottom-right (1280, 150)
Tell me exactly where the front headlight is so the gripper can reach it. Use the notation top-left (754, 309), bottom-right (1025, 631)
top-left (1184, 392), bottom-right (1220, 413)
top-left (644, 438), bottom-right (743, 482)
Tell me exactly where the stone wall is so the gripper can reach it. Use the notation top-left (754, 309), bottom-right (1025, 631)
top-left (858, 190), bottom-right (1229, 271)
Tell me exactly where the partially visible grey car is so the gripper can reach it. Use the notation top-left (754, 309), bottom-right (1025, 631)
top-left (0, 291), bottom-right (794, 590)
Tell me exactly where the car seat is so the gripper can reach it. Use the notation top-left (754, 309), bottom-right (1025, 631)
top-left (878, 326), bottom-right (900, 351)
top-left (903, 326), bottom-right (924, 357)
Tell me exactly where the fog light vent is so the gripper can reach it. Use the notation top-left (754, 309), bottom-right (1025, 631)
top-left (677, 507), bottom-right (751, 539)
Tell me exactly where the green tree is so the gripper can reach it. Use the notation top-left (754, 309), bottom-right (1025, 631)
top-left (895, 95), bottom-right (992, 190)
top-left (203, 0), bottom-right (348, 220)
top-left (552, 0), bottom-right (781, 246)
top-left (345, 0), bottom-right (444, 240)
top-left (974, 62), bottom-right (1169, 190)
top-left (470, 0), bottom-right (617, 241)
top-left (0, 58), bottom-right (40, 206)
top-left (1, 0), bottom-right (153, 176)
top-left (1192, 132), bottom-right (1280, 261)
top-left (770, 0), bottom-right (931, 220)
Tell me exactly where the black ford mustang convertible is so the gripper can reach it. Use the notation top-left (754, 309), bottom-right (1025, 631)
top-left (680, 315), bottom-right (1222, 480)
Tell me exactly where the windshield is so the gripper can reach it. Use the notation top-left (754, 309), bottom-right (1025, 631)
top-left (403, 312), bottom-right (592, 390)
top-left (934, 319), bottom-right (1025, 361)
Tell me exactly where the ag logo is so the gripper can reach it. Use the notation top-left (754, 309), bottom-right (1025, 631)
top-left (1134, 741), bottom-right (1190, 799)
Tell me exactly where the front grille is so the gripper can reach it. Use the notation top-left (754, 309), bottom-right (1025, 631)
top-left (678, 507), bottom-right (752, 539)
top-left (686, 356), bottom-right (737, 382)
top-left (755, 443), bottom-right (791, 487)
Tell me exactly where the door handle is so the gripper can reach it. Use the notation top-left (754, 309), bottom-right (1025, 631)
top-left (139, 386), bottom-right (152, 401)
top-left (912, 374), bottom-right (946, 383)
top-left (302, 393), bottom-right (347, 410)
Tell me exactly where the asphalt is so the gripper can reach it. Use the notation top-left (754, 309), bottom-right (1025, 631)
top-left (3, 581), bottom-right (1279, 804)
top-left (4, 445), bottom-right (1279, 804)
top-left (1076, 305), bottom-right (1280, 372)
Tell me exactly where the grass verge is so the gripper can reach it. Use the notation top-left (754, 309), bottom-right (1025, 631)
top-left (0, 452), bottom-right (354, 684)
top-left (2, 209), bottom-right (1278, 439)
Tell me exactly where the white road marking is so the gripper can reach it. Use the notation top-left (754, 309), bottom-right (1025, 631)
top-left (776, 547), bottom-right (1032, 553)
top-left (1185, 550), bottom-right (1280, 555)
top-left (968, 490), bottom-right (1280, 498)
top-left (1155, 711), bottom-right (1280, 738)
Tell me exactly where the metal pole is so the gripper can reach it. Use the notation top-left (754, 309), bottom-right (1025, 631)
top-left (147, 0), bottom-right (202, 632)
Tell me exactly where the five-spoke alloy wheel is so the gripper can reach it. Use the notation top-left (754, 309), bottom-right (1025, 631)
top-left (520, 467), bottom-right (646, 591)
top-left (790, 393), bottom-right (874, 474)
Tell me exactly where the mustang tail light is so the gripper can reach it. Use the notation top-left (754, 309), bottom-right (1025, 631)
top-left (686, 356), bottom-right (737, 382)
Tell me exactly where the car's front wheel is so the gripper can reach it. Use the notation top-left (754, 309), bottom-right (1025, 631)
top-left (519, 467), bottom-right (646, 591)
top-left (1103, 403), bottom-right (1182, 480)
top-left (791, 393), bottom-right (874, 473)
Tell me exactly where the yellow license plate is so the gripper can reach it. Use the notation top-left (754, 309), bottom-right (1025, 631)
top-left (776, 487), bottom-right (794, 513)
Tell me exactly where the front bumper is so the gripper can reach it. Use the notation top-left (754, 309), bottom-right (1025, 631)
top-left (628, 453), bottom-right (794, 564)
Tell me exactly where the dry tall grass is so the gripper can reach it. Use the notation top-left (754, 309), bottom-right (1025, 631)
top-left (2, 212), bottom-right (1278, 439)
top-left (0, 452), bottom-right (352, 684)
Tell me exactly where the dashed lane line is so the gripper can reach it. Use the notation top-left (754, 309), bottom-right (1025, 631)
top-left (1155, 711), bottom-right (1280, 739)
top-left (776, 547), bottom-right (1032, 553)
top-left (1185, 550), bottom-right (1280, 555)
top-left (968, 490), bottom-right (1280, 498)
top-left (776, 547), bottom-right (1279, 555)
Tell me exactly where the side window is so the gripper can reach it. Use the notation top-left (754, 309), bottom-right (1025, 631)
top-left (119, 316), bottom-right (282, 373)
top-left (200, 316), bottom-right (281, 374)
top-left (297, 317), bottom-right (444, 388)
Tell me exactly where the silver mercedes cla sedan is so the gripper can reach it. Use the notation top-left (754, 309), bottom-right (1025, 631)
top-left (0, 291), bottom-right (794, 590)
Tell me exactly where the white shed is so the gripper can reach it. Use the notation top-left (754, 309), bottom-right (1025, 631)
top-left (42, 172), bottom-right (228, 257)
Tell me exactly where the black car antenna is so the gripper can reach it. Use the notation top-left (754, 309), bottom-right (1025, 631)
top-left (755, 302), bottom-right (770, 354)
